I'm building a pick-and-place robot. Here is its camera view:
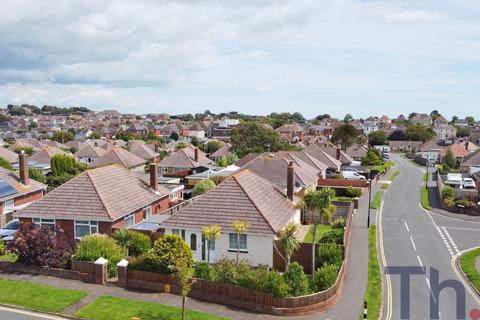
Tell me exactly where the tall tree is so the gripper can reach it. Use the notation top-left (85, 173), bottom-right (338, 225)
top-left (330, 123), bottom-right (359, 150)
top-left (368, 131), bottom-right (387, 146)
top-left (274, 222), bottom-right (300, 269)
top-left (405, 124), bottom-right (434, 142)
top-left (430, 110), bottom-right (440, 121)
top-left (202, 225), bottom-right (221, 263)
top-left (343, 113), bottom-right (353, 123)
top-left (231, 221), bottom-right (248, 263)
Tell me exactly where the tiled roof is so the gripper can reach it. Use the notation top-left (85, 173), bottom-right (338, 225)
top-left (74, 144), bottom-right (108, 158)
top-left (65, 140), bottom-right (84, 150)
top-left (158, 146), bottom-right (211, 168)
top-left (29, 147), bottom-right (70, 165)
top-left (303, 144), bottom-right (342, 169)
top-left (241, 152), bottom-right (319, 189)
top-left (0, 146), bottom-right (19, 163)
top-left (0, 167), bottom-right (46, 202)
top-left (162, 170), bottom-right (297, 234)
top-left (235, 153), bottom-right (261, 167)
top-left (91, 147), bottom-right (146, 169)
top-left (210, 143), bottom-right (231, 159)
top-left (462, 149), bottom-right (480, 167)
top-left (130, 144), bottom-right (160, 161)
top-left (17, 165), bottom-right (165, 221)
top-left (275, 123), bottom-right (304, 132)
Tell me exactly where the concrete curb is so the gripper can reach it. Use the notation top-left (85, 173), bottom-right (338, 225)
top-left (452, 247), bottom-right (480, 303)
top-left (0, 303), bottom-right (80, 320)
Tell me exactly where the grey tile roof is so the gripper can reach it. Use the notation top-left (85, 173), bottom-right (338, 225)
top-left (91, 147), bottom-right (146, 169)
top-left (0, 146), bottom-right (19, 163)
top-left (0, 167), bottom-right (46, 202)
top-left (16, 165), bottom-right (166, 221)
top-left (158, 146), bottom-right (211, 168)
top-left (74, 144), bottom-right (108, 158)
top-left (462, 149), bottom-right (480, 167)
top-left (302, 144), bottom-right (342, 169)
top-left (29, 147), bottom-right (70, 165)
top-left (210, 143), bottom-right (231, 159)
top-left (162, 169), bottom-right (297, 235)
top-left (130, 144), bottom-right (160, 161)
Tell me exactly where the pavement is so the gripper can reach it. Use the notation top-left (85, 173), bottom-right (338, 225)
top-left (0, 180), bottom-right (382, 320)
top-left (380, 154), bottom-right (480, 320)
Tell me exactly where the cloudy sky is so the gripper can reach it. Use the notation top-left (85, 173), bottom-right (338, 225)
top-left (1, 0), bottom-right (480, 119)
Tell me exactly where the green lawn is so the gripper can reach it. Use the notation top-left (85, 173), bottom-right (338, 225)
top-left (420, 187), bottom-right (431, 210)
top-left (75, 296), bottom-right (228, 320)
top-left (0, 253), bottom-right (18, 262)
top-left (370, 191), bottom-right (384, 209)
top-left (361, 226), bottom-right (381, 320)
top-left (388, 170), bottom-right (400, 181)
top-left (303, 224), bottom-right (333, 243)
top-left (381, 183), bottom-right (389, 189)
top-left (0, 278), bottom-right (87, 312)
top-left (459, 248), bottom-right (480, 293)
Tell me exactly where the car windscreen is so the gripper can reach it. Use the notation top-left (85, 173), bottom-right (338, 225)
top-left (3, 220), bottom-right (19, 230)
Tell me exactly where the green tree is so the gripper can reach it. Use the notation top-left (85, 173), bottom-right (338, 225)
top-left (14, 147), bottom-right (34, 155)
top-left (177, 253), bottom-right (195, 320)
top-left (368, 131), bottom-right (387, 146)
top-left (190, 136), bottom-right (199, 147)
top-left (466, 116), bottom-right (476, 126)
top-left (230, 121), bottom-right (292, 157)
top-left (297, 188), bottom-right (336, 275)
top-left (202, 225), bottom-right (221, 263)
top-left (283, 262), bottom-right (309, 296)
top-left (274, 222), bottom-right (300, 269)
top-left (445, 147), bottom-right (458, 169)
top-left (0, 157), bottom-right (12, 170)
top-left (217, 158), bottom-right (228, 167)
top-left (330, 123), bottom-right (358, 150)
top-left (343, 113), bottom-right (353, 123)
top-left (430, 110), bottom-right (440, 121)
top-left (52, 131), bottom-right (75, 143)
top-left (192, 179), bottom-right (216, 197)
top-left (361, 149), bottom-right (383, 166)
top-left (405, 124), bottom-right (434, 142)
top-left (170, 132), bottom-right (179, 141)
top-left (88, 131), bottom-right (101, 139)
top-left (29, 168), bottom-right (46, 183)
top-left (231, 221), bottom-right (248, 264)
top-left (142, 235), bottom-right (194, 274)
top-left (202, 140), bottom-right (223, 153)
top-left (28, 121), bottom-right (38, 129)
top-left (457, 127), bottom-right (470, 138)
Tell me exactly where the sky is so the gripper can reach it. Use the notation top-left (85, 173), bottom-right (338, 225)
top-left (1, 0), bottom-right (480, 119)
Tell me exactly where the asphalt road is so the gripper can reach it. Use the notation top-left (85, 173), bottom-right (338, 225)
top-left (0, 306), bottom-right (67, 320)
top-left (380, 154), bottom-right (480, 320)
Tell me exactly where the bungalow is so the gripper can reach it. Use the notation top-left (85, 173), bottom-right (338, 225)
top-left (74, 144), bottom-right (107, 164)
top-left (130, 144), bottom-right (160, 162)
top-left (16, 164), bottom-right (172, 245)
top-left (29, 146), bottom-right (71, 168)
top-left (159, 168), bottom-right (300, 266)
top-left (209, 143), bottom-right (232, 164)
top-left (0, 153), bottom-right (47, 227)
top-left (309, 143), bottom-right (353, 166)
top-left (275, 123), bottom-right (305, 143)
top-left (91, 147), bottom-right (147, 172)
top-left (461, 149), bottom-right (480, 174)
top-left (302, 144), bottom-right (342, 172)
top-left (126, 124), bottom-right (148, 138)
top-left (158, 146), bottom-right (212, 174)
top-left (388, 141), bottom-right (423, 152)
top-left (345, 144), bottom-right (368, 161)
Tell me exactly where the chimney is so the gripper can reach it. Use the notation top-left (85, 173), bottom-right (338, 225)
top-left (194, 148), bottom-right (199, 162)
top-left (19, 151), bottom-right (29, 186)
top-left (287, 161), bottom-right (294, 201)
top-left (94, 141), bottom-right (98, 147)
top-left (149, 161), bottom-right (158, 192)
top-left (465, 142), bottom-right (469, 151)
top-left (113, 141), bottom-right (117, 147)
top-left (336, 147), bottom-right (341, 160)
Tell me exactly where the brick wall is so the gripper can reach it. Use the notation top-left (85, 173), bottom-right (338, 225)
top-left (14, 190), bottom-right (44, 206)
top-left (318, 178), bottom-right (369, 188)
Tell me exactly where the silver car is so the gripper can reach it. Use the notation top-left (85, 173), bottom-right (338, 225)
top-left (0, 219), bottom-right (20, 241)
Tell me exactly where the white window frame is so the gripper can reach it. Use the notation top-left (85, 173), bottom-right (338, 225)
top-left (33, 218), bottom-right (56, 231)
top-left (143, 205), bottom-right (152, 219)
top-left (160, 167), bottom-right (168, 174)
top-left (74, 220), bottom-right (98, 240)
top-left (124, 212), bottom-right (135, 228)
top-left (3, 199), bottom-right (14, 214)
top-left (229, 233), bottom-right (247, 252)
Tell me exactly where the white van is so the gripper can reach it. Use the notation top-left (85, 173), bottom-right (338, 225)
top-left (341, 171), bottom-right (366, 180)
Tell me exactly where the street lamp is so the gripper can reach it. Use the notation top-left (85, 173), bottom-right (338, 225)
top-left (367, 179), bottom-right (372, 228)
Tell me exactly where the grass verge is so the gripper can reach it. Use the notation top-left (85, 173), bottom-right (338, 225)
top-left (388, 170), bottom-right (400, 181)
top-left (420, 187), bottom-right (431, 210)
top-left (459, 248), bottom-right (480, 293)
top-left (75, 296), bottom-right (228, 320)
top-left (303, 224), bottom-right (333, 243)
top-left (0, 278), bottom-right (87, 312)
top-left (361, 225), bottom-right (381, 320)
top-left (381, 183), bottom-right (389, 189)
top-left (370, 191), bottom-right (384, 209)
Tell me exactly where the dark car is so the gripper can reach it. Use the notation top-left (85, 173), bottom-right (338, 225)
top-left (0, 219), bottom-right (20, 241)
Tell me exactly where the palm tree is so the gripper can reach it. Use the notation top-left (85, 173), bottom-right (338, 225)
top-left (202, 225), bottom-right (221, 263)
top-left (231, 221), bottom-right (248, 263)
top-left (298, 187), bottom-right (336, 274)
top-left (274, 222), bottom-right (300, 269)
top-left (112, 229), bottom-right (131, 250)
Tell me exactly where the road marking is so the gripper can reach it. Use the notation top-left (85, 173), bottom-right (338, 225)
top-left (404, 221), bottom-right (410, 232)
top-left (425, 277), bottom-right (438, 304)
top-left (442, 227), bottom-right (459, 254)
top-left (409, 235), bottom-right (417, 251)
top-left (452, 247), bottom-right (480, 305)
top-left (420, 204), bottom-right (458, 257)
top-left (439, 226), bottom-right (480, 231)
top-left (417, 255), bottom-right (424, 269)
top-left (377, 200), bottom-right (392, 320)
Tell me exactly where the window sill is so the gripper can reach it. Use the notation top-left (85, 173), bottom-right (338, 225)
top-left (227, 249), bottom-right (248, 253)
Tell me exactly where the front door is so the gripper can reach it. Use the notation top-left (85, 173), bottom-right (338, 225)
top-left (187, 231), bottom-right (202, 261)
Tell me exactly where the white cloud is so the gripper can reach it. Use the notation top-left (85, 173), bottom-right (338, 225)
top-left (385, 10), bottom-right (446, 23)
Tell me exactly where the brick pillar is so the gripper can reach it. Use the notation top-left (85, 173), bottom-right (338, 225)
top-left (117, 259), bottom-right (129, 288)
top-left (94, 257), bottom-right (108, 285)
top-left (353, 197), bottom-right (359, 209)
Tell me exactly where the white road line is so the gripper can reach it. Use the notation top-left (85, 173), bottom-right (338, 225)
top-left (409, 235), bottom-right (417, 251)
top-left (417, 255), bottom-right (424, 269)
top-left (425, 278), bottom-right (438, 304)
top-left (377, 201), bottom-right (392, 320)
top-left (442, 227), bottom-right (459, 254)
top-left (404, 221), bottom-right (410, 232)
top-left (439, 226), bottom-right (480, 231)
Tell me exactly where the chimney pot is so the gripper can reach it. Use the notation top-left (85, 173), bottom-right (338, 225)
top-left (149, 161), bottom-right (158, 192)
top-left (19, 152), bottom-right (29, 186)
top-left (287, 161), bottom-right (294, 201)
top-left (336, 148), bottom-right (341, 160)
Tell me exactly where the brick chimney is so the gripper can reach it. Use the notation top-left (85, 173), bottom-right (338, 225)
top-left (287, 161), bottom-right (294, 201)
top-left (465, 141), bottom-right (469, 151)
top-left (194, 147), bottom-right (199, 162)
top-left (149, 161), bottom-right (158, 192)
top-left (336, 147), bottom-right (341, 160)
top-left (19, 151), bottom-right (29, 186)
top-left (94, 141), bottom-right (98, 147)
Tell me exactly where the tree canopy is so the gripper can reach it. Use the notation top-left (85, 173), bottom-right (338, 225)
top-left (405, 124), bottom-right (434, 142)
top-left (52, 130), bottom-right (75, 143)
top-left (192, 179), bottom-right (216, 197)
top-left (367, 131), bottom-right (387, 146)
top-left (330, 123), bottom-right (359, 150)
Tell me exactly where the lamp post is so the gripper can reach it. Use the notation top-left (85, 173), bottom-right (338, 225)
top-left (367, 179), bottom-right (372, 228)
top-left (425, 160), bottom-right (429, 190)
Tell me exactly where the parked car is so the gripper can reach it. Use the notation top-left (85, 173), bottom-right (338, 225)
top-left (0, 219), bottom-right (20, 241)
top-left (463, 178), bottom-right (476, 189)
top-left (341, 171), bottom-right (366, 180)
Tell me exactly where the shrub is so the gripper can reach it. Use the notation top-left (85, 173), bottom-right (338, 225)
top-left (9, 222), bottom-right (72, 268)
top-left (317, 244), bottom-right (343, 268)
top-left (442, 186), bottom-right (454, 200)
top-left (443, 198), bottom-right (455, 208)
top-left (29, 168), bottom-right (47, 183)
top-left (0, 157), bottom-right (12, 170)
top-left (264, 271), bottom-right (290, 298)
top-left (212, 258), bottom-right (238, 284)
top-left (0, 240), bottom-right (5, 256)
top-left (236, 263), bottom-right (270, 291)
top-left (192, 179), bottom-right (216, 197)
top-left (283, 262), bottom-right (310, 296)
top-left (455, 199), bottom-right (477, 208)
top-left (331, 217), bottom-right (346, 229)
top-left (345, 186), bottom-right (362, 198)
top-left (319, 229), bottom-right (344, 244)
top-left (194, 262), bottom-right (213, 280)
top-left (133, 235), bottom-right (193, 274)
top-left (74, 234), bottom-right (126, 276)
top-left (310, 264), bottom-right (340, 292)
top-left (128, 231), bottom-right (151, 257)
